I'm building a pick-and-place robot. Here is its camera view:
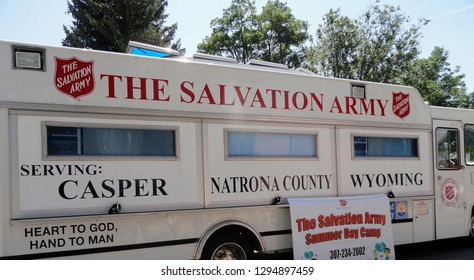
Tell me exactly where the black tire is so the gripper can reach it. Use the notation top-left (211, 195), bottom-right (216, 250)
top-left (201, 232), bottom-right (254, 260)
top-left (470, 215), bottom-right (474, 241)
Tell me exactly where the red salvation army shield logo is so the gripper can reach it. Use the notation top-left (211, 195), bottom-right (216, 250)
top-left (441, 178), bottom-right (459, 207)
top-left (392, 92), bottom-right (410, 119)
top-left (54, 57), bottom-right (95, 99)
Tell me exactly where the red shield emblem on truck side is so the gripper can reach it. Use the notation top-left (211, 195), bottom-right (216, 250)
top-left (441, 178), bottom-right (459, 207)
top-left (392, 92), bottom-right (410, 119)
top-left (54, 57), bottom-right (95, 99)
top-left (445, 186), bottom-right (455, 201)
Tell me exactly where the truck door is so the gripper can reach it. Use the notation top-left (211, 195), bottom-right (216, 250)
top-left (433, 119), bottom-right (466, 239)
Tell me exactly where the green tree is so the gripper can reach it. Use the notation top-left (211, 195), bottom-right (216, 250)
top-left (403, 46), bottom-right (469, 108)
top-left (305, 8), bottom-right (358, 78)
top-left (198, 0), bottom-right (308, 67)
top-left (257, 0), bottom-right (309, 68)
top-left (197, 0), bottom-right (259, 63)
top-left (62, 0), bottom-right (182, 53)
top-left (306, 1), bottom-right (426, 83)
top-left (354, 3), bottom-right (424, 83)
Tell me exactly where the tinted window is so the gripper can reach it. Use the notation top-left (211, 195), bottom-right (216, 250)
top-left (47, 126), bottom-right (176, 157)
top-left (227, 131), bottom-right (317, 158)
top-left (354, 136), bottom-right (418, 158)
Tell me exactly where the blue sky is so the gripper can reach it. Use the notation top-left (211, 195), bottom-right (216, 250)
top-left (1, 0), bottom-right (473, 92)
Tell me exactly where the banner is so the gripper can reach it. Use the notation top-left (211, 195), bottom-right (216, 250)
top-left (288, 194), bottom-right (394, 260)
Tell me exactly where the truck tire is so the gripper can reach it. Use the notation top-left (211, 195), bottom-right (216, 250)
top-left (470, 215), bottom-right (474, 241)
top-left (201, 232), bottom-right (254, 260)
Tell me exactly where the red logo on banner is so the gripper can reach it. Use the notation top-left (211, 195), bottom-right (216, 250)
top-left (54, 57), bottom-right (95, 99)
top-left (339, 200), bottom-right (347, 207)
top-left (392, 92), bottom-right (410, 119)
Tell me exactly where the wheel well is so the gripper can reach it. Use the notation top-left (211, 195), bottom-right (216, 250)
top-left (469, 206), bottom-right (474, 239)
top-left (198, 224), bottom-right (263, 259)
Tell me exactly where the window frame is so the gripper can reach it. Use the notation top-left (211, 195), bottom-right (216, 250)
top-left (42, 122), bottom-right (180, 161)
top-left (351, 134), bottom-right (420, 160)
top-left (465, 124), bottom-right (474, 166)
top-left (224, 129), bottom-right (319, 161)
top-left (436, 127), bottom-right (460, 170)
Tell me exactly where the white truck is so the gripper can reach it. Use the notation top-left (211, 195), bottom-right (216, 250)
top-left (0, 40), bottom-right (472, 259)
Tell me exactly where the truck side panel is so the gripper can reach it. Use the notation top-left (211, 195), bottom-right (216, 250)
top-left (205, 122), bottom-right (337, 207)
top-left (11, 113), bottom-right (202, 219)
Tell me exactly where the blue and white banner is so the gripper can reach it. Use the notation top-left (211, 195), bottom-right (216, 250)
top-left (288, 194), bottom-right (394, 260)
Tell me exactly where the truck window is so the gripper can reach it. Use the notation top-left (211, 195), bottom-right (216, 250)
top-left (464, 124), bottom-right (474, 165)
top-left (436, 128), bottom-right (460, 169)
top-left (46, 125), bottom-right (176, 157)
top-left (353, 136), bottom-right (418, 158)
top-left (226, 131), bottom-right (317, 158)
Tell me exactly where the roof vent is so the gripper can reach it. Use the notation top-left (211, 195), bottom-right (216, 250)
top-left (193, 53), bottom-right (237, 63)
top-left (127, 41), bottom-right (179, 58)
top-left (247, 59), bottom-right (288, 69)
top-left (298, 67), bottom-right (316, 75)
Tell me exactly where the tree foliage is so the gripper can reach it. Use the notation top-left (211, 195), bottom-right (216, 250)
top-left (305, 8), bottom-right (358, 79)
top-left (304, 1), bottom-right (473, 107)
top-left (306, 2), bottom-right (426, 84)
top-left (257, 0), bottom-right (308, 68)
top-left (197, 0), bottom-right (259, 63)
top-left (403, 46), bottom-right (470, 108)
top-left (62, 0), bottom-right (182, 53)
top-left (198, 0), bottom-right (308, 67)
top-left (354, 3), bottom-right (424, 83)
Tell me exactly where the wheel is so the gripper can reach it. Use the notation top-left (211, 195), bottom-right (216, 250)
top-left (201, 232), bottom-right (254, 260)
top-left (470, 215), bottom-right (474, 240)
